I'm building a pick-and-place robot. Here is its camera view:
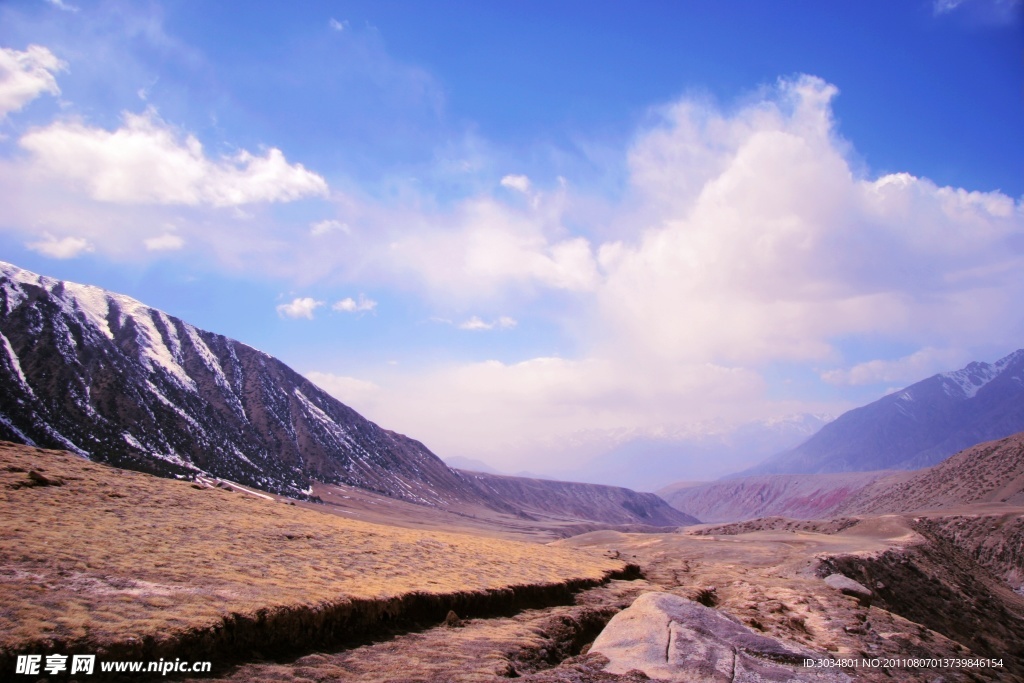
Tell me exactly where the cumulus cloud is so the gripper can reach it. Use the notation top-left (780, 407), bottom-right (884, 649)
top-left (143, 233), bottom-right (185, 251)
top-left (336, 74), bottom-right (1021, 470)
top-left (26, 234), bottom-right (94, 259)
top-left (19, 109), bottom-right (328, 206)
top-left (458, 315), bottom-right (517, 331)
top-left (385, 196), bottom-right (600, 301)
top-left (0, 45), bottom-right (66, 120)
top-left (332, 294), bottom-right (377, 313)
top-left (596, 75), bottom-right (1024, 366)
top-left (500, 174), bottom-right (531, 193)
top-left (276, 297), bottom-right (323, 319)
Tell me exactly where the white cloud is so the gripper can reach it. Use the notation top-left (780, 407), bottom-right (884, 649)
top-left (933, 0), bottom-right (1022, 23)
top-left (26, 234), bottom-right (94, 259)
top-left (595, 75), bottom-right (1024, 366)
top-left (310, 356), bottom-right (767, 471)
top-left (143, 233), bottom-right (185, 251)
top-left (0, 45), bottom-right (66, 120)
top-left (384, 196), bottom-right (600, 301)
top-left (310, 219), bottom-right (349, 236)
top-left (19, 109), bottom-right (328, 206)
top-left (276, 297), bottom-right (324, 319)
top-left (305, 372), bottom-right (380, 409)
top-left (328, 18), bottom-right (348, 31)
top-left (332, 294), bottom-right (377, 313)
top-left (458, 315), bottom-right (517, 331)
top-left (821, 348), bottom-right (970, 387)
top-left (500, 174), bottom-right (531, 193)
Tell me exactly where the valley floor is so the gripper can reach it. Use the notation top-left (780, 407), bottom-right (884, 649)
top-left (3, 441), bottom-right (1022, 682)
top-left (188, 514), bottom-right (1022, 682)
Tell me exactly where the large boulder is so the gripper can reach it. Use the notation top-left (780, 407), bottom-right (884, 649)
top-left (823, 573), bottom-right (873, 607)
top-left (590, 592), bottom-right (849, 682)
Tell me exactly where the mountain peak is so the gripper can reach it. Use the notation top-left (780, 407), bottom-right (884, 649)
top-left (748, 348), bottom-right (1024, 475)
top-left (938, 349), bottom-right (1024, 399)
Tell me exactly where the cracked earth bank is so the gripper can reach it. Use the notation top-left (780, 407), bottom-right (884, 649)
top-left (190, 513), bottom-right (1022, 683)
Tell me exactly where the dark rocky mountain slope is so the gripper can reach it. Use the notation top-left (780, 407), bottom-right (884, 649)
top-left (746, 349), bottom-right (1024, 475)
top-left (0, 261), bottom-right (691, 528)
top-left (0, 261), bottom-right (491, 505)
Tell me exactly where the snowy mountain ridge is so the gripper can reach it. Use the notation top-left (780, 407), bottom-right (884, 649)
top-left (747, 348), bottom-right (1024, 475)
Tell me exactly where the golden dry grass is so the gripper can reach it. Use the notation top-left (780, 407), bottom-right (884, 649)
top-left (0, 442), bottom-right (623, 653)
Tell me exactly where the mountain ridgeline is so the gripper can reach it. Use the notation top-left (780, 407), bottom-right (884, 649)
top-left (0, 262), bottom-right (490, 505)
top-left (745, 349), bottom-right (1024, 475)
top-left (0, 261), bottom-right (690, 527)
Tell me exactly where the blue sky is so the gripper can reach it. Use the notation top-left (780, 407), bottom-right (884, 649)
top-left (1, 0), bottom-right (1022, 475)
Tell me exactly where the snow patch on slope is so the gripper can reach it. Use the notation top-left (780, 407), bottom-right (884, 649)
top-left (940, 350), bottom-right (1023, 399)
top-left (0, 330), bottom-right (32, 393)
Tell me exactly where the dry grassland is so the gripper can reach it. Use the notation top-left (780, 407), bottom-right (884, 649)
top-left (0, 442), bottom-right (625, 664)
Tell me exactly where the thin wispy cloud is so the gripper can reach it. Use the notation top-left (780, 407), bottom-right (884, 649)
top-left (458, 316), bottom-right (517, 331)
top-left (310, 219), bottom-right (349, 237)
top-left (0, 45), bottom-right (66, 120)
top-left (44, 0), bottom-right (80, 13)
top-left (26, 234), bottom-right (94, 259)
top-left (933, 0), bottom-right (1022, 22)
top-left (143, 233), bottom-right (185, 251)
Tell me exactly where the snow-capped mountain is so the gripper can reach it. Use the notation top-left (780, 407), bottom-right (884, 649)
top-left (747, 349), bottom-right (1024, 475)
top-left (0, 261), bottom-right (493, 505)
top-left (0, 261), bottom-right (693, 527)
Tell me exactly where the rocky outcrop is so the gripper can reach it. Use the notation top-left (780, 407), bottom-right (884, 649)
top-left (822, 574), bottom-right (872, 607)
top-left (821, 536), bottom-right (1024, 680)
top-left (590, 592), bottom-right (848, 682)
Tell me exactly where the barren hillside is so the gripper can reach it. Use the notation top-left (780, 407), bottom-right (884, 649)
top-left (658, 471), bottom-right (896, 523)
top-left (837, 431), bottom-right (1024, 515)
top-left (0, 441), bottom-right (627, 672)
top-left (461, 470), bottom-right (697, 528)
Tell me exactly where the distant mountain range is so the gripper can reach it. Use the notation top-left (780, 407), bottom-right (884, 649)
top-left (745, 349), bottom-right (1024, 475)
top-left (534, 414), bottom-right (834, 492)
top-left (0, 261), bottom-right (690, 527)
